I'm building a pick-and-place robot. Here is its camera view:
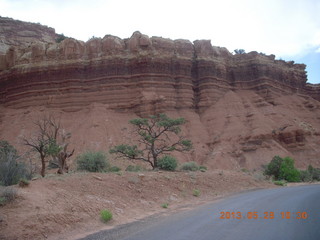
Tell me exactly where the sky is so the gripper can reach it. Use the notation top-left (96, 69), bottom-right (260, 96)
top-left (0, 0), bottom-right (319, 83)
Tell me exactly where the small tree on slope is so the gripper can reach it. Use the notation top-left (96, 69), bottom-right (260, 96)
top-left (110, 113), bottom-right (192, 169)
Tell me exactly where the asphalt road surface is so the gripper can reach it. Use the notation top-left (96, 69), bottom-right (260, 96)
top-left (80, 184), bottom-right (320, 240)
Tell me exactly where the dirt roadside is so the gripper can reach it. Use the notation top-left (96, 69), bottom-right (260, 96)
top-left (0, 170), bottom-right (274, 240)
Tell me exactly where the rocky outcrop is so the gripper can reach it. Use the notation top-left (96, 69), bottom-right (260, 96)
top-left (1, 28), bottom-right (319, 114)
top-left (0, 17), bottom-right (56, 52)
top-left (0, 17), bottom-right (56, 71)
top-left (304, 83), bottom-right (320, 101)
top-left (0, 18), bottom-right (319, 170)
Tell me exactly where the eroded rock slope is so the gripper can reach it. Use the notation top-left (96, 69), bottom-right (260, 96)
top-left (0, 17), bottom-right (319, 169)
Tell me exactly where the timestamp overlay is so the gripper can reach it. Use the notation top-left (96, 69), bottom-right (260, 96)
top-left (219, 211), bottom-right (309, 220)
top-left (211, 185), bottom-right (320, 240)
top-left (81, 185), bottom-right (320, 240)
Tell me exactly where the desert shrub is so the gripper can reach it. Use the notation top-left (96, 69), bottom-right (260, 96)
top-left (0, 140), bottom-right (18, 158)
top-left (273, 180), bottom-right (287, 186)
top-left (253, 171), bottom-right (267, 181)
top-left (100, 209), bottom-right (113, 222)
top-left (312, 168), bottom-right (320, 181)
top-left (0, 141), bottom-right (29, 186)
top-left (193, 189), bottom-right (201, 197)
top-left (307, 165), bottom-right (314, 173)
top-left (306, 165), bottom-right (320, 181)
top-left (264, 156), bottom-right (300, 182)
top-left (199, 165), bottom-right (207, 172)
top-left (161, 203), bottom-right (169, 208)
top-left (56, 33), bottom-right (67, 43)
top-left (157, 155), bottom-right (177, 171)
top-left (0, 187), bottom-right (18, 205)
top-left (300, 170), bottom-right (312, 182)
top-left (125, 165), bottom-right (142, 172)
top-left (0, 197), bottom-right (6, 206)
top-left (0, 157), bottom-right (28, 186)
top-left (19, 178), bottom-right (30, 187)
top-left (108, 166), bottom-right (121, 172)
top-left (76, 151), bottom-right (109, 172)
top-left (180, 162), bottom-right (199, 171)
top-left (234, 49), bottom-right (246, 54)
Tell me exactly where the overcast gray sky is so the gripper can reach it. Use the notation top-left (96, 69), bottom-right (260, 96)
top-left (1, 0), bottom-right (319, 83)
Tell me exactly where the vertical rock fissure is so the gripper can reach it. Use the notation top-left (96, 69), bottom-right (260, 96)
top-left (191, 51), bottom-right (200, 112)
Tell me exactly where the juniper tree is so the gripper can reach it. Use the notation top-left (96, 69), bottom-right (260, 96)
top-left (110, 113), bottom-right (192, 169)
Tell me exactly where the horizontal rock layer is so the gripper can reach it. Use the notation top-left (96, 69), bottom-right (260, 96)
top-left (0, 29), bottom-right (319, 115)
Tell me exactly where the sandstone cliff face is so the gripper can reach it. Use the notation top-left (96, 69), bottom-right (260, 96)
top-left (0, 18), bottom-right (319, 170)
top-left (1, 28), bottom-right (318, 112)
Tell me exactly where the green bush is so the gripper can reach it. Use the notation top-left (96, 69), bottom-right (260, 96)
top-left (312, 168), bottom-right (320, 181)
top-left (0, 141), bottom-right (30, 186)
top-left (161, 203), bottom-right (169, 208)
top-left (0, 197), bottom-right (6, 206)
top-left (273, 180), bottom-right (287, 186)
top-left (19, 178), bottom-right (30, 187)
top-left (300, 170), bottom-right (312, 182)
top-left (264, 155), bottom-right (283, 179)
top-left (279, 157), bottom-right (300, 182)
top-left (306, 165), bottom-right (320, 181)
top-left (56, 33), bottom-right (67, 43)
top-left (125, 165), bottom-right (142, 172)
top-left (100, 209), bottom-right (113, 222)
top-left (76, 151), bottom-right (109, 172)
top-left (199, 166), bottom-right (207, 172)
top-left (180, 162), bottom-right (199, 171)
top-left (264, 156), bottom-right (300, 182)
top-left (157, 155), bottom-right (177, 171)
top-left (0, 187), bottom-right (18, 205)
top-left (108, 166), bottom-right (121, 172)
top-left (193, 189), bottom-right (201, 197)
top-left (307, 164), bottom-right (314, 173)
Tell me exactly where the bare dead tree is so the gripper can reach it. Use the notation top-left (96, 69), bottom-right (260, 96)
top-left (51, 129), bottom-right (74, 174)
top-left (23, 116), bottom-right (74, 177)
top-left (23, 118), bottom-right (50, 177)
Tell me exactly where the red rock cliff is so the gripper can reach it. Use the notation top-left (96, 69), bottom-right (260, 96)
top-left (0, 18), bottom-right (319, 170)
top-left (1, 28), bottom-right (319, 113)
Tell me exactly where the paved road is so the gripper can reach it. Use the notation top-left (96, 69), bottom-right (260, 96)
top-left (80, 184), bottom-right (320, 240)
